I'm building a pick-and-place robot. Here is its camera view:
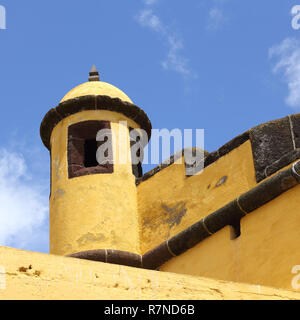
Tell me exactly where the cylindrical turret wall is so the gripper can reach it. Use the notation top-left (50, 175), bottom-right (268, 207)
top-left (49, 110), bottom-right (141, 256)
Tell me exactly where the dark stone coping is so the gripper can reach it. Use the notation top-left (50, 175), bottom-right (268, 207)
top-left (136, 132), bottom-right (249, 186)
top-left (40, 95), bottom-right (152, 150)
top-left (69, 249), bottom-right (142, 268)
top-left (137, 113), bottom-right (300, 185)
top-left (135, 147), bottom-right (210, 186)
top-left (68, 160), bottom-right (300, 270)
top-left (264, 149), bottom-right (300, 178)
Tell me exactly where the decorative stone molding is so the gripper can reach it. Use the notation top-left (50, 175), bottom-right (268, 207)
top-left (40, 95), bottom-right (152, 150)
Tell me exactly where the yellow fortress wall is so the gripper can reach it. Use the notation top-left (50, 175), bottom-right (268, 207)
top-left (1, 246), bottom-right (300, 300)
top-left (136, 125), bottom-right (300, 292)
top-left (137, 140), bottom-right (257, 253)
top-left (160, 183), bottom-right (300, 291)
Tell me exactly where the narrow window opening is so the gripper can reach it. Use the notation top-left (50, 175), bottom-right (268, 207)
top-left (84, 139), bottom-right (98, 168)
top-left (129, 127), bottom-right (143, 179)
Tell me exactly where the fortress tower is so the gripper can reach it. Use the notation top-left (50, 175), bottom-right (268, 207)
top-left (2, 67), bottom-right (300, 299)
top-left (36, 67), bottom-right (300, 294)
top-left (40, 66), bottom-right (151, 256)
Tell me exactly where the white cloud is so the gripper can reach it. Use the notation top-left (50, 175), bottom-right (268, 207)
top-left (143, 0), bottom-right (158, 5)
top-left (0, 149), bottom-right (48, 250)
top-left (162, 36), bottom-right (191, 76)
top-left (207, 7), bottom-right (227, 30)
top-left (136, 6), bottom-right (193, 78)
top-left (137, 9), bottom-right (163, 33)
top-left (206, 0), bottom-right (230, 31)
top-left (269, 38), bottom-right (300, 109)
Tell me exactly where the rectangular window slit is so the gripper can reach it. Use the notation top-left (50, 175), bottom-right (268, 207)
top-left (84, 139), bottom-right (99, 167)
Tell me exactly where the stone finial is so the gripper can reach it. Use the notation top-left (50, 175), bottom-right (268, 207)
top-left (89, 65), bottom-right (100, 81)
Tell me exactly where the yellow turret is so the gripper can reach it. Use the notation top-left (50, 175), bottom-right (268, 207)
top-left (40, 66), bottom-right (151, 256)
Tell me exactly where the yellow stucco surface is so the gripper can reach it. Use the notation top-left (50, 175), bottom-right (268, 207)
top-left (49, 110), bottom-right (300, 293)
top-left (44, 77), bottom-right (300, 294)
top-left (137, 141), bottom-right (257, 253)
top-left (50, 110), bottom-right (141, 256)
top-left (51, 120), bottom-right (259, 257)
top-left (160, 183), bottom-right (300, 292)
top-left (60, 81), bottom-right (133, 103)
top-left (1, 246), bottom-right (299, 300)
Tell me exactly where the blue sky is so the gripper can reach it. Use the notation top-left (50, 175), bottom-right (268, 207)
top-left (0, 0), bottom-right (299, 253)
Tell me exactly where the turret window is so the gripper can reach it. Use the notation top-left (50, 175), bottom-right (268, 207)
top-left (68, 120), bottom-right (113, 178)
top-left (129, 127), bottom-right (143, 179)
top-left (84, 139), bottom-right (98, 168)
